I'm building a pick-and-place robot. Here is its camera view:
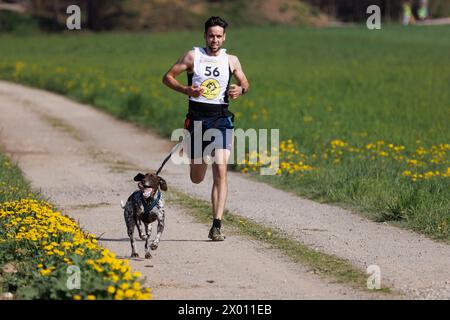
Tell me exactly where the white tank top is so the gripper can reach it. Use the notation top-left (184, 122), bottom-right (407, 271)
top-left (188, 47), bottom-right (231, 105)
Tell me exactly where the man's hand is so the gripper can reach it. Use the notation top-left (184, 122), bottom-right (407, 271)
top-left (186, 85), bottom-right (204, 98)
top-left (228, 84), bottom-right (243, 100)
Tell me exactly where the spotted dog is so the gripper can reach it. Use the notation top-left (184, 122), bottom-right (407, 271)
top-left (121, 173), bottom-right (167, 259)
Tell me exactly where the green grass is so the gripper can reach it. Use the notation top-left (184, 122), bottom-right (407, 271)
top-left (0, 153), bottom-right (40, 203)
top-left (0, 25), bottom-right (449, 240)
top-left (0, 153), bottom-right (36, 296)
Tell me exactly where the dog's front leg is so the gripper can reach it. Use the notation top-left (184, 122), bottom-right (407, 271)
top-left (144, 223), bottom-right (152, 239)
top-left (150, 210), bottom-right (165, 250)
top-left (124, 206), bottom-right (139, 258)
top-left (144, 223), bottom-right (152, 259)
top-left (135, 212), bottom-right (145, 240)
top-left (127, 222), bottom-right (138, 258)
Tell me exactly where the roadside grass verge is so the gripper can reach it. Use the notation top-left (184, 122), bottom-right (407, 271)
top-left (247, 152), bottom-right (450, 243)
top-left (167, 189), bottom-right (393, 295)
top-left (0, 153), bottom-right (38, 203)
top-left (0, 153), bottom-right (151, 300)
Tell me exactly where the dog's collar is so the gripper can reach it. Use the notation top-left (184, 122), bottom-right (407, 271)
top-left (141, 190), bottom-right (161, 215)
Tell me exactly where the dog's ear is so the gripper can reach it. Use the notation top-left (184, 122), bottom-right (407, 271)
top-left (133, 173), bottom-right (145, 181)
top-left (159, 177), bottom-right (167, 191)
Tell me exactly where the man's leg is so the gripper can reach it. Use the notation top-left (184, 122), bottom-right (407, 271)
top-left (209, 148), bottom-right (231, 240)
top-left (211, 150), bottom-right (230, 219)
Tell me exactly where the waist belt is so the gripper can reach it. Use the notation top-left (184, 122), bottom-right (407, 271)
top-left (187, 100), bottom-right (234, 122)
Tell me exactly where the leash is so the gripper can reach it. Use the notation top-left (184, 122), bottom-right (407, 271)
top-left (139, 142), bottom-right (182, 217)
top-left (156, 142), bottom-right (182, 175)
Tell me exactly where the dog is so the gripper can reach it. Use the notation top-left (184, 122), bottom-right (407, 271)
top-left (121, 172), bottom-right (167, 259)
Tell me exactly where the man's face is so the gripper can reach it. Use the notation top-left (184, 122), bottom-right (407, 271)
top-left (204, 26), bottom-right (226, 53)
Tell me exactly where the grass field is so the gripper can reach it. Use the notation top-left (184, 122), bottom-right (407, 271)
top-left (0, 25), bottom-right (449, 240)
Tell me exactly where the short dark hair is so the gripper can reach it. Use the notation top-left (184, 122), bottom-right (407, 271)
top-left (204, 16), bottom-right (228, 33)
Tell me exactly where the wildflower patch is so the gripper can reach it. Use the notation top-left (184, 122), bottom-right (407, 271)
top-left (0, 199), bottom-right (151, 300)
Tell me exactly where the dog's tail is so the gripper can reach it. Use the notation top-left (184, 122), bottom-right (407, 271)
top-left (120, 200), bottom-right (126, 209)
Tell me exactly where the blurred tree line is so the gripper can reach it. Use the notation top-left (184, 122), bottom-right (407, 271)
top-left (0, 0), bottom-right (124, 30)
top-left (0, 0), bottom-right (323, 31)
top-left (0, 0), bottom-right (449, 32)
top-left (305, 0), bottom-right (450, 21)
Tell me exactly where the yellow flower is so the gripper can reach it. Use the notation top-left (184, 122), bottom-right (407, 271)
top-left (87, 295), bottom-right (96, 300)
top-left (15, 61), bottom-right (25, 73)
top-left (94, 265), bottom-right (104, 273)
top-left (53, 249), bottom-right (65, 256)
top-left (125, 289), bottom-right (135, 299)
top-left (40, 269), bottom-right (52, 276)
top-left (140, 293), bottom-right (151, 300)
top-left (107, 286), bottom-right (116, 294)
top-left (132, 282), bottom-right (141, 290)
top-left (115, 289), bottom-right (124, 300)
top-left (330, 139), bottom-right (346, 148)
top-left (73, 295), bottom-right (82, 300)
top-left (303, 116), bottom-right (313, 123)
top-left (424, 171), bottom-right (436, 179)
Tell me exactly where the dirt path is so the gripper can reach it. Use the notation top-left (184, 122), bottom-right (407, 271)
top-left (0, 81), bottom-right (449, 299)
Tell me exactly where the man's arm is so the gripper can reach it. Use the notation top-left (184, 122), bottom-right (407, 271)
top-left (228, 55), bottom-right (250, 100)
top-left (162, 50), bottom-right (204, 97)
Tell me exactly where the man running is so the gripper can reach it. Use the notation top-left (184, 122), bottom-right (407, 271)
top-left (162, 16), bottom-right (249, 241)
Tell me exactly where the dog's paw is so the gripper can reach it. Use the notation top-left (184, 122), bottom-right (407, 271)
top-left (131, 252), bottom-right (139, 258)
top-left (145, 252), bottom-right (152, 259)
top-left (150, 243), bottom-right (158, 250)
